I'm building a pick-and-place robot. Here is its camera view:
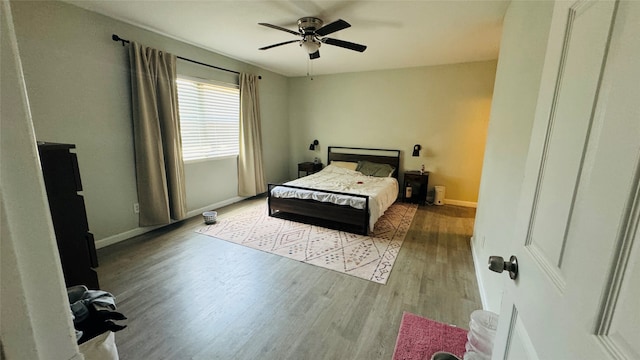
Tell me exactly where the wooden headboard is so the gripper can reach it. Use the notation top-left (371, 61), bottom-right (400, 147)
top-left (327, 146), bottom-right (401, 179)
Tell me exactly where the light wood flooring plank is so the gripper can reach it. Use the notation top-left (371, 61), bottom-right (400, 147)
top-left (97, 197), bottom-right (481, 359)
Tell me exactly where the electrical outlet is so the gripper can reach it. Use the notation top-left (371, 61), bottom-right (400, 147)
top-left (133, 203), bottom-right (140, 214)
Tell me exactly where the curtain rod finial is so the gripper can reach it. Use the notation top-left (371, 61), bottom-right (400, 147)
top-left (112, 34), bottom-right (129, 46)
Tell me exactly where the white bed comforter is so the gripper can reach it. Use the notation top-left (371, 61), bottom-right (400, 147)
top-left (270, 165), bottom-right (399, 231)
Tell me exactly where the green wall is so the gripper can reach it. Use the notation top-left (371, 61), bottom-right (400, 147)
top-left (11, 1), bottom-right (290, 246)
top-left (288, 61), bottom-right (497, 204)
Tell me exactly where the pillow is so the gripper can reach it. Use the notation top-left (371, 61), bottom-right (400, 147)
top-left (330, 161), bottom-right (358, 171)
top-left (356, 160), bottom-right (396, 177)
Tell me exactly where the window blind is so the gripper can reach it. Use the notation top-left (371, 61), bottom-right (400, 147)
top-left (177, 77), bottom-right (239, 161)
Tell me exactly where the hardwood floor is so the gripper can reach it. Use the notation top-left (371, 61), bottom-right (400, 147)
top-left (97, 198), bottom-right (481, 359)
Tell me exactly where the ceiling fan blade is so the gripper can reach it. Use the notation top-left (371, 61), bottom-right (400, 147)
top-left (322, 38), bottom-right (367, 52)
top-left (309, 50), bottom-right (320, 60)
top-left (259, 39), bottom-right (300, 50)
top-left (258, 23), bottom-right (300, 36)
top-left (315, 19), bottom-right (350, 36)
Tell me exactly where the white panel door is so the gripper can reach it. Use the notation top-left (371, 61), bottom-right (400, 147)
top-left (492, 1), bottom-right (640, 359)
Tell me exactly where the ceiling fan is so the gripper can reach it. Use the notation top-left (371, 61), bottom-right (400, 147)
top-left (258, 17), bottom-right (367, 60)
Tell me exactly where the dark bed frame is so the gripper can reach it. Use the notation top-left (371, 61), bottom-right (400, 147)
top-left (267, 146), bottom-right (401, 235)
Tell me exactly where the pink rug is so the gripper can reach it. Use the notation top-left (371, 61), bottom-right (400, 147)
top-left (392, 312), bottom-right (468, 360)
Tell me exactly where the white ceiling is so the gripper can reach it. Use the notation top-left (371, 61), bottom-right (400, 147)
top-left (65, 0), bottom-right (510, 77)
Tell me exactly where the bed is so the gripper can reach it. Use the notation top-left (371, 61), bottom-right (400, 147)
top-left (268, 147), bottom-right (401, 235)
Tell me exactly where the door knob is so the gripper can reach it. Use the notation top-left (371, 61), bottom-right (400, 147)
top-left (488, 255), bottom-right (518, 280)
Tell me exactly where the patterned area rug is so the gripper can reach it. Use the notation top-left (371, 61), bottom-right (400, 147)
top-left (392, 312), bottom-right (468, 360)
top-left (196, 200), bottom-right (417, 284)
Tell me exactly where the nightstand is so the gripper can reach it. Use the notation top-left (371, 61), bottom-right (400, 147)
top-left (403, 171), bottom-right (429, 204)
top-left (298, 162), bottom-right (323, 177)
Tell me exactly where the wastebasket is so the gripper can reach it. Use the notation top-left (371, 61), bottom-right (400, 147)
top-left (463, 310), bottom-right (499, 360)
top-left (202, 211), bottom-right (217, 225)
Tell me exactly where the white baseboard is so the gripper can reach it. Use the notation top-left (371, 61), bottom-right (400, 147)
top-left (185, 196), bottom-right (245, 218)
top-left (444, 199), bottom-right (478, 208)
top-left (95, 225), bottom-right (163, 249)
top-left (470, 235), bottom-right (489, 310)
top-left (95, 196), bottom-right (246, 249)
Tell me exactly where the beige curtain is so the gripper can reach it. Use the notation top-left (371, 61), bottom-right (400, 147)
top-left (238, 73), bottom-right (266, 196)
top-left (129, 42), bottom-right (187, 226)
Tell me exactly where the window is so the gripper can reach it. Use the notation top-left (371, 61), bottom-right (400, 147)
top-left (176, 76), bottom-right (240, 162)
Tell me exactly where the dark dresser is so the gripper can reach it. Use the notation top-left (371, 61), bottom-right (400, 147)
top-left (38, 142), bottom-right (99, 289)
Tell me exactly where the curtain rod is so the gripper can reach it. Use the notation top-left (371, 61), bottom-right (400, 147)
top-left (111, 34), bottom-right (261, 79)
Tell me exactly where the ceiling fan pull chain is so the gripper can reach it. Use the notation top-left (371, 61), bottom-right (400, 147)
top-left (307, 58), bottom-right (314, 80)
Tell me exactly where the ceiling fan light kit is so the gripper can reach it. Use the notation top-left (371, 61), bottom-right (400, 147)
top-left (301, 35), bottom-right (320, 54)
top-left (259, 17), bottom-right (367, 60)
